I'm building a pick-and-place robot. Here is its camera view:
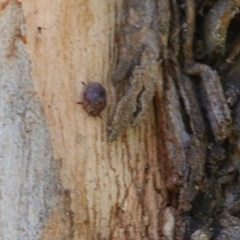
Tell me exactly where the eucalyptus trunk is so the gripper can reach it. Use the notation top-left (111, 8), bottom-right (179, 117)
top-left (0, 0), bottom-right (240, 240)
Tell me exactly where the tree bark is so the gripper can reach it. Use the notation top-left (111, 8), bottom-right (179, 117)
top-left (1, 0), bottom-right (240, 239)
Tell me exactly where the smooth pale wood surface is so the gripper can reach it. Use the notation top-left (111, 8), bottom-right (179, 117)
top-left (19, 0), bottom-right (162, 239)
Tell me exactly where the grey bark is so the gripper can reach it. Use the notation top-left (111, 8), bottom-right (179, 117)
top-left (0, 2), bottom-right (59, 239)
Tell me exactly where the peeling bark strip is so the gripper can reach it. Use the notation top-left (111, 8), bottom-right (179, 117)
top-left (203, 0), bottom-right (240, 58)
top-left (187, 63), bottom-right (232, 142)
top-left (108, 0), bottom-right (161, 141)
top-left (0, 1), bottom-right (59, 239)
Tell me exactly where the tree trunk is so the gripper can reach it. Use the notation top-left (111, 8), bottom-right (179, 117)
top-left (1, 0), bottom-right (240, 239)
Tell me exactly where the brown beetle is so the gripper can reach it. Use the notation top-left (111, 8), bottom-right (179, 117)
top-left (78, 82), bottom-right (107, 116)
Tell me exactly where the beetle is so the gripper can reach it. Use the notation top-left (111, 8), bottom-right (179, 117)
top-left (78, 82), bottom-right (107, 116)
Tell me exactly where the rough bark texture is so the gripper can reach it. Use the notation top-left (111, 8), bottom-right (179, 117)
top-left (1, 0), bottom-right (240, 240)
